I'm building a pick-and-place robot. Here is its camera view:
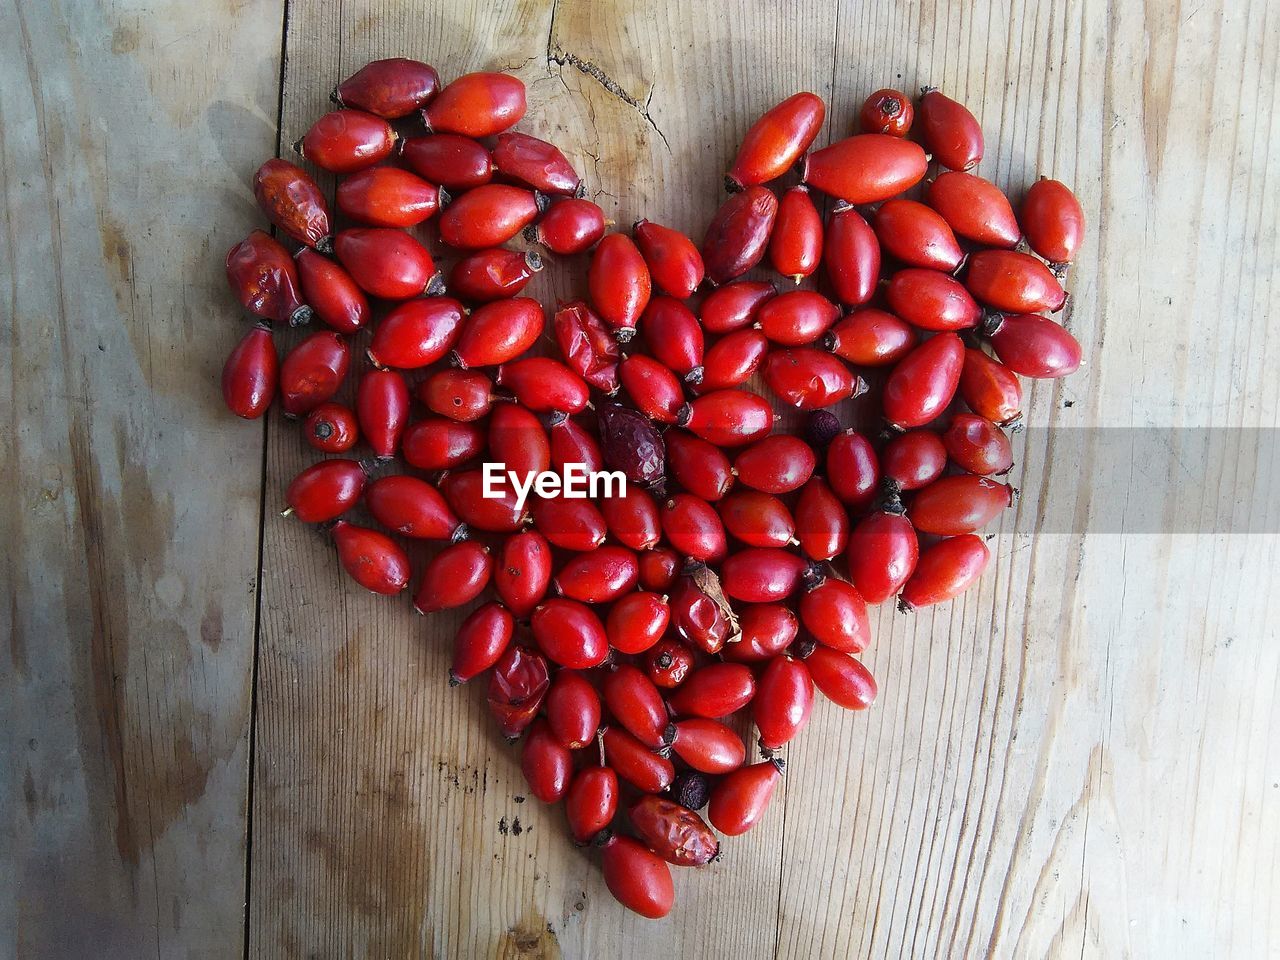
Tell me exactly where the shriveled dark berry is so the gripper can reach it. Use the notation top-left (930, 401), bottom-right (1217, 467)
top-left (670, 770), bottom-right (711, 810)
top-left (598, 402), bottom-right (666, 486)
top-left (805, 409), bottom-right (842, 449)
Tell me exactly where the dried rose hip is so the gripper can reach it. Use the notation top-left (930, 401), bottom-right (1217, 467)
top-left (597, 403), bottom-right (665, 487)
top-left (226, 230), bottom-right (312, 326)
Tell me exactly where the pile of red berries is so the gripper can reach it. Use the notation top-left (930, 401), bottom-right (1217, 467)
top-left (220, 59), bottom-right (1085, 919)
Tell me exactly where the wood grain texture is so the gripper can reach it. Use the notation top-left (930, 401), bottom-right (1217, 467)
top-left (8, 0), bottom-right (1279, 957)
top-left (1, 0), bottom-right (284, 957)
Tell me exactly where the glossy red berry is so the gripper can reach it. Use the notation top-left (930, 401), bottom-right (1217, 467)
top-left (675, 716), bottom-right (747, 778)
top-left (874, 200), bottom-right (964, 272)
top-left (566, 765), bottom-right (618, 843)
top-left (295, 249), bottom-right (369, 334)
top-left (603, 727), bottom-right (675, 793)
top-left (438, 184), bottom-right (542, 249)
top-left (452, 298), bottom-right (544, 368)
top-left (769, 185), bottom-right (823, 281)
top-left (601, 834), bottom-right (675, 918)
top-left (333, 228), bottom-right (437, 300)
top-left (414, 540), bottom-right (492, 613)
top-left (753, 656), bottom-right (814, 750)
top-left (763, 348), bottom-right (863, 410)
top-left (336, 167), bottom-right (444, 227)
top-left (295, 109), bottom-right (396, 173)
top-left (493, 530), bottom-right (552, 617)
top-left (801, 135), bottom-right (928, 203)
top-left (682, 390), bottom-right (775, 447)
top-left (665, 430), bottom-right (735, 501)
top-left (284, 459), bottom-right (367, 523)
top-left (718, 490), bottom-right (796, 548)
top-left (423, 72), bottom-right (526, 137)
top-left (966, 250), bottom-right (1066, 314)
top-left (824, 308), bottom-right (916, 366)
top-left (799, 576), bottom-right (870, 653)
top-left (418, 369), bottom-right (493, 422)
top-left (1020, 178), bottom-right (1085, 265)
top-left (708, 759), bottom-right (783, 835)
top-left (521, 719), bottom-right (573, 804)
top-left (450, 602), bottom-right (514, 684)
top-left (554, 546), bottom-right (639, 603)
top-left (824, 202), bottom-right (880, 306)
top-left (886, 269), bottom-right (981, 331)
top-left (985, 313), bottom-right (1082, 378)
top-left (448, 248), bottom-right (543, 302)
top-left (279, 331), bottom-right (350, 417)
top-left (302, 402), bottom-right (357, 452)
top-left (528, 198), bottom-right (607, 255)
top-left (943, 413), bottom-right (1013, 475)
top-left (882, 429), bottom-right (947, 491)
top-left (909, 475), bottom-right (1013, 535)
top-left (619, 354), bottom-right (686, 424)
top-left (401, 133), bottom-right (493, 189)
top-left (221, 324), bottom-right (277, 419)
top-left (531, 496), bottom-right (607, 552)
top-left (802, 645), bottom-right (878, 709)
top-left (589, 234), bottom-right (651, 338)
top-left (602, 665), bottom-right (672, 749)
top-left (400, 417), bottom-right (485, 471)
top-left (726, 91), bottom-right (826, 189)
top-left (607, 592), bottom-right (670, 655)
top-left (917, 88), bottom-right (984, 171)
top-left (368, 297), bottom-right (465, 369)
top-left (638, 546), bottom-right (680, 592)
top-left (847, 509), bottom-right (919, 604)
top-left (699, 328), bottom-right (769, 392)
top-left (899, 534), bottom-right (990, 610)
top-left (441, 469), bottom-right (526, 532)
top-left (859, 88), bottom-right (913, 136)
top-left (633, 219), bottom-right (705, 298)
top-left (959, 348), bottom-right (1023, 423)
top-left (644, 637), bottom-right (694, 689)
top-left (640, 297), bottom-right (704, 382)
top-left (545, 671), bottom-right (601, 749)
top-left (927, 171), bottom-right (1021, 248)
top-left (601, 484), bottom-right (663, 551)
top-left (666, 663), bottom-right (756, 718)
top-left (662, 494), bottom-right (728, 562)
top-left (757, 290), bottom-right (839, 346)
top-left (826, 430), bottom-right (879, 512)
top-left (699, 280), bottom-right (777, 333)
top-left (356, 368), bottom-right (410, 458)
top-left (330, 520), bottom-right (410, 595)
top-left (365, 474), bottom-right (460, 539)
top-left (531, 598), bottom-right (609, 669)
top-left (720, 548), bottom-right (810, 602)
top-left (722, 604), bottom-right (797, 663)
top-left (488, 402), bottom-right (550, 480)
top-left (882, 332), bottom-right (964, 430)
top-left (794, 477), bottom-right (849, 561)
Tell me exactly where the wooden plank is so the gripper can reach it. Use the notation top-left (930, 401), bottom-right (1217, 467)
top-left (776, 0), bottom-right (1280, 958)
top-left (0, 0), bottom-right (284, 957)
top-left (252, 1), bottom-right (843, 956)
top-left (251, 1), bottom-right (1280, 958)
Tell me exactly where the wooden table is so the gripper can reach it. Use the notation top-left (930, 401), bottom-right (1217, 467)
top-left (7, 1), bottom-right (1278, 957)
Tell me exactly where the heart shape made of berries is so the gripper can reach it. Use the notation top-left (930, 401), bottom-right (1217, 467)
top-left (221, 58), bottom-right (1085, 919)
